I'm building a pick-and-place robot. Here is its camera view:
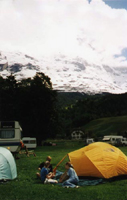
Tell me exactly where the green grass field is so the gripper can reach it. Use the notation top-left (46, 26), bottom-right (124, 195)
top-left (1, 141), bottom-right (127, 200)
top-left (82, 115), bottom-right (127, 137)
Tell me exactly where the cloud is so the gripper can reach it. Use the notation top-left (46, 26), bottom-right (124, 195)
top-left (0, 0), bottom-right (127, 67)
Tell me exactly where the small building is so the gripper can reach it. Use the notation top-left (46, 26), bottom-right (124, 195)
top-left (71, 129), bottom-right (84, 140)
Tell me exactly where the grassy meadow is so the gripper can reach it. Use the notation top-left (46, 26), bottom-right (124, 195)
top-left (1, 141), bottom-right (127, 200)
top-left (82, 115), bottom-right (127, 137)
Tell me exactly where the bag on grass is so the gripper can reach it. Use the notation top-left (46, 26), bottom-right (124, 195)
top-left (59, 171), bottom-right (69, 183)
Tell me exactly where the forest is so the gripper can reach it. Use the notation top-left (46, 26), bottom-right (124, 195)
top-left (0, 73), bottom-right (58, 145)
top-left (0, 72), bottom-right (127, 144)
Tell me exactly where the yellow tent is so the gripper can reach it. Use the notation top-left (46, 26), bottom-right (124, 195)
top-left (54, 142), bottom-right (127, 179)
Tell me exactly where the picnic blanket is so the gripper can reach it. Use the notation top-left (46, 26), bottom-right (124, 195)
top-left (55, 170), bottom-right (104, 186)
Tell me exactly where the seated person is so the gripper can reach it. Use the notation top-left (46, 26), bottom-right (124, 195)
top-left (36, 156), bottom-right (53, 178)
top-left (41, 161), bottom-right (57, 184)
top-left (38, 156), bottom-right (52, 172)
top-left (62, 162), bottom-right (79, 188)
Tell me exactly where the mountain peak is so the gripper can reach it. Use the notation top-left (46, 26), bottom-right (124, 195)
top-left (0, 50), bottom-right (127, 94)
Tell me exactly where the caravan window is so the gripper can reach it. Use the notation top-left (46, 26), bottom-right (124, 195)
top-left (23, 140), bottom-right (36, 144)
top-left (30, 140), bottom-right (36, 144)
top-left (116, 138), bottom-right (121, 142)
top-left (0, 130), bottom-right (15, 138)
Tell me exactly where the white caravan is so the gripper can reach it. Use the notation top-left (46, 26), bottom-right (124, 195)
top-left (86, 138), bottom-right (94, 145)
top-left (22, 137), bottom-right (37, 149)
top-left (103, 135), bottom-right (123, 145)
top-left (0, 121), bottom-right (22, 152)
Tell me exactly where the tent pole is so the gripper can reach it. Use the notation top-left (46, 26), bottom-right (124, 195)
top-left (53, 155), bottom-right (67, 174)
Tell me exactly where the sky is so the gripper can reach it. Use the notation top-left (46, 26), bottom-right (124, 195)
top-left (0, 0), bottom-right (127, 67)
top-left (103, 0), bottom-right (127, 10)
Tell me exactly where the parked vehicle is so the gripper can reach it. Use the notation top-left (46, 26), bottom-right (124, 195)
top-left (22, 137), bottom-right (37, 149)
top-left (121, 138), bottom-right (127, 146)
top-left (43, 141), bottom-right (56, 146)
top-left (86, 138), bottom-right (94, 145)
top-left (102, 135), bottom-right (123, 146)
top-left (0, 121), bottom-right (22, 152)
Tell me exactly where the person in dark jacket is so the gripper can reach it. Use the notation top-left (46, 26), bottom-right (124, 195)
top-left (38, 156), bottom-right (53, 172)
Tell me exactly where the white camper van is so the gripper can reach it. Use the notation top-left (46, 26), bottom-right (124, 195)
top-left (0, 121), bottom-right (22, 152)
top-left (22, 137), bottom-right (37, 149)
top-left (103, 135), bottom-right (123, 146)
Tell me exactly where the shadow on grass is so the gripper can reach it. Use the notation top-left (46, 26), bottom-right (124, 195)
top-left (107, 175), bottom-right (127, 183)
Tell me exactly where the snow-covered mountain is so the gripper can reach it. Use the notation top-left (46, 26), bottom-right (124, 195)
top-left (0, 50), bottom-right (127, 94)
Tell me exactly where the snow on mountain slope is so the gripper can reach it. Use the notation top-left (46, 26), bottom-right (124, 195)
top-left (0, 50), bottom-right (127, 94)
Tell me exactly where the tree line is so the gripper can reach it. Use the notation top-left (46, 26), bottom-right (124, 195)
top-left (0, 73), bottom-right (58, 145)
